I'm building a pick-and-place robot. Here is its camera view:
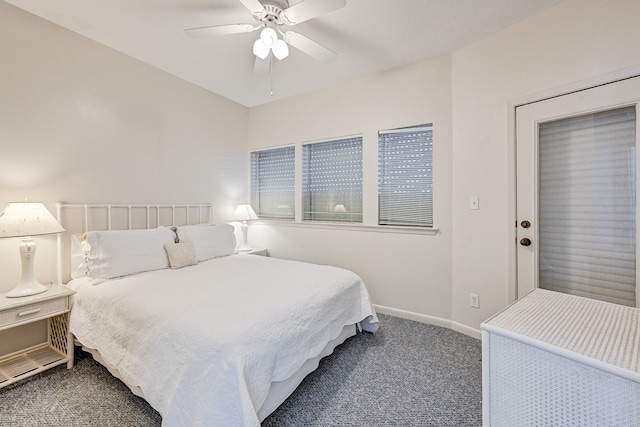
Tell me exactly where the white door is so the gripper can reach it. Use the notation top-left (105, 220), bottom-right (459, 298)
top-left (516, 77), bottom-right (640, 306)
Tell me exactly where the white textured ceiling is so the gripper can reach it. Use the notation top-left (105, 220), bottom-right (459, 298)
top-left (6, 0), bottom-right (563, 107)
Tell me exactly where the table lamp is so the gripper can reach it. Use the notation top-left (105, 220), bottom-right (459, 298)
top-left (0, 202), bottom-right (65, 297)
top-left (230, 204), bottom-right (258, 252)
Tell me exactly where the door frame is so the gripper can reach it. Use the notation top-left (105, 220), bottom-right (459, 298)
top-left (507, 67), bottom-right (640, 304)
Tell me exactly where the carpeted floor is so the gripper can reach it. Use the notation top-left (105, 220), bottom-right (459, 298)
top-left (0, 314), bottom-right (482, 426)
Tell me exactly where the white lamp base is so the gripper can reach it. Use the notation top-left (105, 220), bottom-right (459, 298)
top-left (6, 237), bottom-right (49, 298)
top-left (237, 221), bottom-right (253, 252)
top-left (6, 281), bottom-right (48, 298)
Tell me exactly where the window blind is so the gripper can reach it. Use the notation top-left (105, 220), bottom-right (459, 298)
top-left (250, 146), bottom-right (295, 220)
top-left (378, 125), bottom-right (433, 227)
top-left (538, 106), bottom-right (636, 306)
top-left (302, 136), bottom-right (363, 222)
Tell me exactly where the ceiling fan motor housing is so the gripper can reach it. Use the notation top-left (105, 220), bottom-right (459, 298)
top-left (261, 0), bottom-right (289, 11)
top-left (257, 1), bottom-right (288, 26)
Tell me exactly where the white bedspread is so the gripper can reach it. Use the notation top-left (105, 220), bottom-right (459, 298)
top-left (68, 254), bottom-right (378, 426)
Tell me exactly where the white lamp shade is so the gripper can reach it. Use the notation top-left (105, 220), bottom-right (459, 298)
top-left (0, 202), bottom-right (65, 237)
top-left (260, 27), bottom-right (277, 47)
top-left (231, 204), bottom-right (258, 221)
top-left (272, 39), bottom-right (289, 60)
top-left (253, 39), bottom-right (271, 59)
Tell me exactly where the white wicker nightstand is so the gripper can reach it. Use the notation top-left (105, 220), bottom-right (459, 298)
top-left (0, 284), bottom-right (75, 388)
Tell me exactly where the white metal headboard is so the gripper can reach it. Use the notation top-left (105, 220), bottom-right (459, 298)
top-left (56, 203), bottom-right (213, 284)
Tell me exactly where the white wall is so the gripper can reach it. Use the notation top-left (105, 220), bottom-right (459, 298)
top-left (0, 2), bottom-right (249, 351)
top-left (450, 0), bottom-right (640, 329)
top-left (3, 0), bottom-right (640, 346)
top-left (248, 0), bottom-right (640, 335)
top-left (248, 57), bottom-right (455, 326)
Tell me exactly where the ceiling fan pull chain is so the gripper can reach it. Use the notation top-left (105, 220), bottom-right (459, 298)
top-left (270, 56), bottom-right (274, 96)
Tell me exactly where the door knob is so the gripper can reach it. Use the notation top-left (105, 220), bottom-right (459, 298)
top-left (520, 238), bottom-right (532, 246)
top-left (520, 220), bottom-right (531, 228)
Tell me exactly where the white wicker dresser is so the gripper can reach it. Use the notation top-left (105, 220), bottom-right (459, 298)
top-left (481, 289), bottom-right (640, 426)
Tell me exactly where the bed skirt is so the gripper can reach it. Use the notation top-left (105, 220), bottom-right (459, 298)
top-left (76, 323), bottom-right (358, 422)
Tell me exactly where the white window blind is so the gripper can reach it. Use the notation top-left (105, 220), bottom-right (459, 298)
top-left (302, 136), bottom-right (363, 222)
top-left (250, 146), bottom-right (295, 220)
top-left (378, 125), bottom-right (433, 227)
top-left (538, 106), bottom-right (636, 306)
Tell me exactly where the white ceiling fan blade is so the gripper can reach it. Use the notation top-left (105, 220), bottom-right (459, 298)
top-left (184, 23), bottom-right (259, 38)
top-left (254, 54), bottom-right (272, 74)
top-left (284, 31), bottom-right (337, 63)
top-left (237, 0), bottom-right (267, 18)
top-left (281, 0), bottom-right (346, 25)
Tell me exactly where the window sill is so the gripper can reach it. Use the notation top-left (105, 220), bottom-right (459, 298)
top-left (253, 220), bottom-right (439, 235)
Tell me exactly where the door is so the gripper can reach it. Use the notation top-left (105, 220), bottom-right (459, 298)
top-left (516, 77), bottom-right (640, 306)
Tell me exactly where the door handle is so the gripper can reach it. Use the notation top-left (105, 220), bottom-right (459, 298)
top-left (520, 238), bottom-right (532, 246)
top-left (520, 220), bottom-right (531, 228)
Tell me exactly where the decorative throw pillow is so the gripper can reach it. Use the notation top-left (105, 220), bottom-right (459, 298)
top-left (70, 233), bottom-right (92, 279)
top-left (164, 241), bottom-right (198, 269)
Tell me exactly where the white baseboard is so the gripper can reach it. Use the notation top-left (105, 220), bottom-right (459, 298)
top-left (449, 321), bottom-right (482, 340)
top-left (374, 304), bottom-right (482, 340)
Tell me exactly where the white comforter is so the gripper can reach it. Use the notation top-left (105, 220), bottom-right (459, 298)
top-left (68, 254), bottom-right (378, 426)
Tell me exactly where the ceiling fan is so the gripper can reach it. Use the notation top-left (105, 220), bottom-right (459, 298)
top-left (184, 0), bottom-right (345, 73)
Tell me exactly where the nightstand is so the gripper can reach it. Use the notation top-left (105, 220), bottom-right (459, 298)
top-left (242, 248), bottom-right (269, 256)
top-left (0, 284), bottom-right (75, 388)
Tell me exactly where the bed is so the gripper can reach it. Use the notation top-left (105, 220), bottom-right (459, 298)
top-left (56, 203), bottom-right (378, 426)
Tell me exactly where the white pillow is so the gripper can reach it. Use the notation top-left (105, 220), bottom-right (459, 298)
top-left (176, 223), bottom-right (236, 261)
top-left (86, 226), bottom-right (176, 280)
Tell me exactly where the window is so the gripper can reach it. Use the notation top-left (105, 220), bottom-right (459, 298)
top-left (250, 146), bottom-right (295, 220)
top-left (378, 124), bottom-right (433, 227)
top-left (537, 106), bottom-right (636, 306)
top-left (302, 136), bottom-right (363, 222)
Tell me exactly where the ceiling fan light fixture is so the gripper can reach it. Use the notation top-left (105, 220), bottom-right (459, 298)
top-left (253, 39), bottom-right (270, 59)
top-left (259, 27), bottom-right (277, 47)
top-left (272, 39), bottom-right (289, 60)
top-left (185, 0), bottom-right (344, 68)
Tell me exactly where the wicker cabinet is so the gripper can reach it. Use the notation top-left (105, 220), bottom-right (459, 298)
top-left (0, 284), bottom-right (75, 388)
top-left (482, 289), bottom-right (640, 426)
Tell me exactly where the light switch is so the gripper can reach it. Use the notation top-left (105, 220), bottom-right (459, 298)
top-left (470, 196), bottom-right (479, 210)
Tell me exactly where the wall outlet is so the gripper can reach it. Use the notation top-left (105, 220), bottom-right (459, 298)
top-left (470, 293), bottom-right (480, 308)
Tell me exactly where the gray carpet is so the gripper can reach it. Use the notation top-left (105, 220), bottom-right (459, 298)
top-left (0, 314), bottom-right (482, 426)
